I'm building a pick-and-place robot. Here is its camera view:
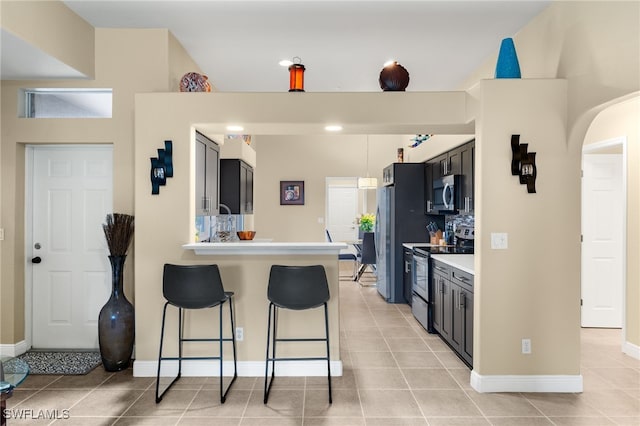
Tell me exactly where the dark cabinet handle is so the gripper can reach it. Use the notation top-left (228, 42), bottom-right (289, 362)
top-left (32, 256), bottom-right (42, 264)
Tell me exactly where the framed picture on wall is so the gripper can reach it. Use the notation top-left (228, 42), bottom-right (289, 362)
top-left (280, 181), bottom-right (305, 205)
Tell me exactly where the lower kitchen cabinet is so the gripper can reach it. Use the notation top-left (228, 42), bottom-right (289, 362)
top-left (432, 259), bottom-right (474, 367)
top-left (403, 248), bottom-right (413, 305)
top-left (431, 262), bottom-right (451, 339)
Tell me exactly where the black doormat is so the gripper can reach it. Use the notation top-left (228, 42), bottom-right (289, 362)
top-left (17, 351), bottom-right (102, 375)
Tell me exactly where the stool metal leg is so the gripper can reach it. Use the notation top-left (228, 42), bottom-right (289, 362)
top-left (324, 302), bottom-right (332, 404)
top-left (263, 302), bottom-right (276, 403)
top-left (220, 297), bottom-right (238, 403)
top-left (264, 303), bottom-right (332, 404)
top-left (156, 302), bottom-right (182, 403)
top-left (157, 301), bottom-right (238, 404)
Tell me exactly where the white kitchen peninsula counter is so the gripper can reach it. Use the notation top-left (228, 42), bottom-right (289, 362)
top-left (132, 241), bottom-right (348, 378)
top-left (183, 241), bottom-right (347, 255)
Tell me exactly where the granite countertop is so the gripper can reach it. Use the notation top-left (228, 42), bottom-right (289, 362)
top-left (430, 254), bottom-right (474, 275)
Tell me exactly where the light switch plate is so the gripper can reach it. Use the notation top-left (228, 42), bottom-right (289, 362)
top-left (0, 228), bottom-right (4, 241)
top-left (491, 232), bottom-right (508, 249)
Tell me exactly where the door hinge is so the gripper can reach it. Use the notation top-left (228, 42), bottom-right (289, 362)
top-left (580, 299), bottom-right (583, 306)
top-left (581, 169), bottom-right (584, 178)
top-left (580, 234), bottom-right (583, 242)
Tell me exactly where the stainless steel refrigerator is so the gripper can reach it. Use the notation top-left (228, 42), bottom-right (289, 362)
top-left (375, 163), bottom-right (428, 303)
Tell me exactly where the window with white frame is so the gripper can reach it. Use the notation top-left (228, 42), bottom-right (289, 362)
top-left (22, 88), bottom-right (112, 118)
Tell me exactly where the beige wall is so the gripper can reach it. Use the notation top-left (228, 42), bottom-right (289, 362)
top-left (473, 79), bottom-right (580, 375)
top-left (254, 134), bottom-right (403, 242)
top-left (458, 1), bottom-right (640, 136)
top-left (0, 27), bottom-right (200, 345)
top-left (1, 0), bottom-right (95, 78)
top-left (1, 0), bottom-right (639, 382)
top-left (583, 97), bottom-right (640, 347)
top-left (131, 92), bottom-right (471, 362)
top-left (459, 0), bottom-right (640, 357)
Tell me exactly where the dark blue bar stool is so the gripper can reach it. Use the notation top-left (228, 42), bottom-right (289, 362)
top-left (156, 264), bottom-right (237, 403)
top-left (264, 265), bottom-right (332, 404)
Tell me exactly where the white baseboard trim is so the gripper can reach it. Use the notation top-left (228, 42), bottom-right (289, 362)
top-left (134, 359), bottom-right (343, 378)
top-left (0, 340), bottom-right (29, 357)
top-left (623, 340), bottom-right (640, 360)
top-left (470, 370), bottom-right (583, 393)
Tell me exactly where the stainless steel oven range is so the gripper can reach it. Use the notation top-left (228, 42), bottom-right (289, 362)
top-left (411, 241), bottom-right (474, 334)
top-left (411, 246), bottom-right (433, 333)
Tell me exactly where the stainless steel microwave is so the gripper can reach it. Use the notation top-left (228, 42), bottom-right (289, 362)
top-left (432, 175), bottom-right (459, 213)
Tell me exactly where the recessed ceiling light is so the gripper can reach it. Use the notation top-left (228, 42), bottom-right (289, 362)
top-left (325, 125), bottom-right (343, 132)
top-left (279, 59), bottom-right (293, 67)
top-left (383, 60), bottom-right (396, 67)
top-left (226, 125), bottom-right (244, 132)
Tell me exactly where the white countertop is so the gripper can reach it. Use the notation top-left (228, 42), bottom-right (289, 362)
top-left (402, 242), bottom-right (438, 249)
top-left (183, 241), bottom-right (348, 255)
top-left (430, 254), bottom-right (475, 275)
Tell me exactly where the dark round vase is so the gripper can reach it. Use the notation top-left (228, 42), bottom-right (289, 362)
top-left (98, 255), bottom-right (135, 372)
top-left (379, 62), bottom-right (410, 91)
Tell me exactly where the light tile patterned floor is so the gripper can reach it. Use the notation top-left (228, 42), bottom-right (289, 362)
top-left (6, 273), bottom-right (640, 425)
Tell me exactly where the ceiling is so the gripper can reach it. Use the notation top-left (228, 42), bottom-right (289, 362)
top-left (2, 1), bottom-right (551, 92)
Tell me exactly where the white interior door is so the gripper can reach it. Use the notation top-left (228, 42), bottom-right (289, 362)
top-left (326, 180), bottom-right (358, 242)
top-left (30, 145), bottom-right (113, 349)
top-left (581, 153), bottom-right (624, 328)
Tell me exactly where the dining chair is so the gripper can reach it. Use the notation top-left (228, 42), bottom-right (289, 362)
top-left (356, 232), bottom-right (376, 285)
top-left (325, 229), bottom-right (358, 279)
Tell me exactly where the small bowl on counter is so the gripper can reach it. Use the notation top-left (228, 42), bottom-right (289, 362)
top-left (237, 231), bottom-right (256, 241)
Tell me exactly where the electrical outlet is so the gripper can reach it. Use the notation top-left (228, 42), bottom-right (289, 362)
top-left (491, 233), bottom-right (508, 249)
top-left (522, 338), bottom-right (531, 354)
top-left (235, 327), bottom-right (244, 341)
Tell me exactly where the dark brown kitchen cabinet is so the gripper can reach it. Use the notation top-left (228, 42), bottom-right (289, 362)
top-left (220, 159), bottom-right (254, 214)
top-left (425, 139), bottom-right (474, 215)
top-left (450, 267), bottom-right (474, 366)
top-left (403, 248), bottom-right (413, 305)
top-left (424, 162), bottom-right (434, 213)
top-left (456, 140), bottom-right (475, 214)
top-left (431, 150), bottom-right (461, 180)
top-left (431, 259), bottom-right (474, 367)
top-left (195, 132), bottom-right (219, 216)
top-left (431, 261), bottom-right (451, 339)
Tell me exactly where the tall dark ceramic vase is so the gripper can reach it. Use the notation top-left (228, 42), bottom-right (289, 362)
top-left (98, 255), bottom-right (135, 372)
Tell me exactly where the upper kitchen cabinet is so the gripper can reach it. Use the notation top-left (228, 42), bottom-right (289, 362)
top-left (424, 162), bottom-right (434, 213)
top-left (220, 159), bottom-right (254, 214)
top-left (195, 131), bottom-right (220, 216)
top-left (454, 140), bottom-right (474, 214)
top-left (460, 141), bottom-right (476, 214)
top-left (426, 139), bottom-right (474, 215)
top-left (431, 149), bottom-right (461, 180)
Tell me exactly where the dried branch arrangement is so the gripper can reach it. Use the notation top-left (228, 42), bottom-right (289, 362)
top-left (103, 213), bottom-right (135, 256)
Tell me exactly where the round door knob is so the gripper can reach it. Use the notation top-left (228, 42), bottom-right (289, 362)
top-left (32, 257), bottom-right (42, 264)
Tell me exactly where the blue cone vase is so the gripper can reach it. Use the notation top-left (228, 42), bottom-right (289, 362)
top-left (495, 37), bottom-right (521, 79)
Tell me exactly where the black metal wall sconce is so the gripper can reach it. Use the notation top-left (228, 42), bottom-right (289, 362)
top-left (510, 134), bottom-right (537, 193)
top-left (150, 140), bottom-right (173, 195)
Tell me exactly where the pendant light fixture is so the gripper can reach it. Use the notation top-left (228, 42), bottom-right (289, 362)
top-left (358, 135), bottom-right (378, 189)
